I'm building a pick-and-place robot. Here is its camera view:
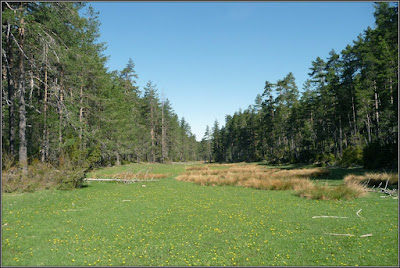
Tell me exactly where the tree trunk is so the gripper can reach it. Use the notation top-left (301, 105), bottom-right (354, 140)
top-left (18, 10), bottom-right (28, 173)
top-left (41, 43), bottom-right (48, 162)
top-left (59, 69), bottom-right (64, 152)
top-left (161, 101), bottom-right (167, 163)
top-left (373, 81), bottom-right (380, 139)
top-left (339, 117), bottom-right (343, 157)
top-left (79, 84), bottom-right (83, 149)
top-left (115, 152), bottom-right (120, 166)
top-left (6, 22), bottom-right (16, 157)
top-left (351, 95), bottom-right (357, 139)
top-left (150, 101), bottom-right (155, 162)
top-left (366, 112), bottom-right (371, 143)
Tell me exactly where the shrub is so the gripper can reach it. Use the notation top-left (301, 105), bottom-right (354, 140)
top-left (2, 160), bottom-right (86, 193)
top-left (340, 146), bottom-right (363, 168)
top-left (294, 182), bottom-right (368, 201)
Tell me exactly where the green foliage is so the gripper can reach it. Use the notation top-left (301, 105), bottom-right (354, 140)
top-left (340, 146), bottom-right (363, 167)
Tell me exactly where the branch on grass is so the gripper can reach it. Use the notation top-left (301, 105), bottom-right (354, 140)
top-left (356, 209), bottom-right (362, 218)
top-left (325, 233), bottom-right (354, 236)
top-left (312, 216), bottom-right (348, 219)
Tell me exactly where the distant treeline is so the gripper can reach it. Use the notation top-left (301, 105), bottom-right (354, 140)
top-left (2, 2), bottom-right (199, 172)
top-left (200, 3), bottom-right (398, 169)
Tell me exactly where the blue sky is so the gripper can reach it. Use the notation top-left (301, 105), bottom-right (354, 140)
top-left (84, 1), bottom-right (376, 141)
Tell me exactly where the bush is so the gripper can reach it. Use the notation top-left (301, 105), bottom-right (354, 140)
top-left (340, 146), bottom-right (363, 167)
top-left (363, 141), bottom-right (397, 169)
top-left (295, 182), bottom-right (368, 201)
top-left (2, 160), bottom-right (86, 193)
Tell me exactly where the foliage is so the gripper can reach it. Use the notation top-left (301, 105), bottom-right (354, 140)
top-left (340, 146), bottom-right (363, 167)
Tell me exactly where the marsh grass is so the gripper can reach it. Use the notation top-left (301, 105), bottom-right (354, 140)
top-left (295, 181), bottom-right (368, 200)
top-left (176, 165), bottom-right (328, 191)
top-left (344, 172), bottom-right (398, 188)
top-left (176, 164), bottom-right (371, 200)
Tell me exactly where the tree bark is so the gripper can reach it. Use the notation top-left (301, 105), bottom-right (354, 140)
top-left (79, 84), bottom-right (83, 149)
top-left (41, 43), bottom-right (48, 162)
top-left (6, 22), bottom-right (16, 157)
top-left (161, 101), bottom-right (167, 163)
top-left (59, 69), bottom-right (64, 152)
top-left (373, 81), bottom-right (380, 139)
top-left (150, 99), bottom-right (155, 162)
top-left (17, 8), bottom-right (28, 173)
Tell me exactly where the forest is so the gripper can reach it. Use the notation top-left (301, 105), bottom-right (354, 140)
top-left (201, 2), bottom-right (397, 169)
top-left (1, 2), bottom-right (398, 190)
top-left (2, 2), bottom-right (199, 174)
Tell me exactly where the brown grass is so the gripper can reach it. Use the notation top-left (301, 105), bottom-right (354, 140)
top-left (185, 166), bottom-right (210, 171)
top-left (344, 172), bottom-right (398, 187)
top-left (176, 164), bottom-right (327, 191)
top-left (295, 181), bottom-right (368, 201)
top-left (176, 164), bottom-right (369, 200)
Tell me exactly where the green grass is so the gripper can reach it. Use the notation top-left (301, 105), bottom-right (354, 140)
top-left (2, 163), bottom-right (398, 266)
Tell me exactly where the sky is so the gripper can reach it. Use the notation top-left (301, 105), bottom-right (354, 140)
top-left (83, 1), bottom-right (377, 141)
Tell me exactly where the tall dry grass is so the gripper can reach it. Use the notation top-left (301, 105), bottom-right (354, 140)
top-left (176, 165), bottom-right (328, 191)
top-left (176, 164), bottom-right (370, 200)
top-left (344, 172), bottom-right (398, 187)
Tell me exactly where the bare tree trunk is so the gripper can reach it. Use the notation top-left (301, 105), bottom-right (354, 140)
top-left (115, 152), bottom-right (120, 166)
top-left (366, 112), bottom-right (372, 143)
top-left (339, 117), bottom-right (343, 157)
top-left (41, 44), bottom-right (48, 162)
top-left (150, 100), bottom-right (155, 162)
top-left (58, 69), bottom-right (64, 158)
top-left (6, 22), bottom-right (16, 157)
top-left (79, 84), bottom-right (83, 149)
top-left (373, 81), bottom-right (380, 139)
top-left (18, 9), bottom-right (28, 173)
top-left (161, 101), bottom-right (167, 163)
top-left (351, 95), bottom-right (357, 139)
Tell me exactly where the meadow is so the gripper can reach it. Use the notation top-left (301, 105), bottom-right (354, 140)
top-left (2, 162), bottom-right (398, 266)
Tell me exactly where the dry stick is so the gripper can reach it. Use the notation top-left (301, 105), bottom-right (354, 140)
top-left (312, 216), bottom-right (348, 219)
top-left (360, 234), bottom-right (373, 237)
top-left (356, 209), bottom-right (362, 217)
top-left (325, 233), bottom-right (354, 236)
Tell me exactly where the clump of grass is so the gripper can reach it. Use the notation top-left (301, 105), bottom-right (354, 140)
top-left (270, 168), bottom-right (330, 179)
top-left (185, 166), bottom-right (210, 171)
top-left (294, 181), bottom-right (368, 200)
top-left (176, 165), bottom-right (327, 192)
top-left (177, 164), bottom-right (368, 200)
top-left (344, 172), bottom-right (398, 188)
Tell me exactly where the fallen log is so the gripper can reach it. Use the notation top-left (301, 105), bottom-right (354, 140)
top-left (312, 216), bottom-right (348, 219)
top-left (84, 178), bottom-right (159, 184)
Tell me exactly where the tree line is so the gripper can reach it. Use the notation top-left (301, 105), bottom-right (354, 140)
top-left (201, 3), bottom-right (397, 169)
top-left (2, 2), bottom-right (200, 173)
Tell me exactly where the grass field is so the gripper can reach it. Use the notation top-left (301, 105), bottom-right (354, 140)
top-left (2, 162), bottom-right (398, 266)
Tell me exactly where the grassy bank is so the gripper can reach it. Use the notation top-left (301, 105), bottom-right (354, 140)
top-left (2, 163), bottom-right (398, 266)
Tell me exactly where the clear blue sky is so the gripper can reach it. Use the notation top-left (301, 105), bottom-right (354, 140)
top-left (83, 1), bottom-right (376, 141)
